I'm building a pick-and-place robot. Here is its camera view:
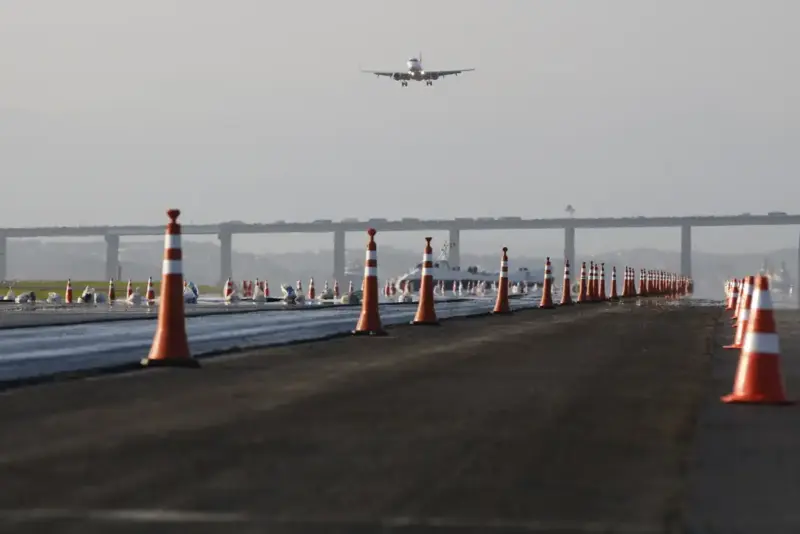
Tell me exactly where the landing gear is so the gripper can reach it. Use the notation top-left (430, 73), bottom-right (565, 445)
top-left (401, 81), bottom-right (408, 87)
top-left (426, 81), bottom-right (433, 86)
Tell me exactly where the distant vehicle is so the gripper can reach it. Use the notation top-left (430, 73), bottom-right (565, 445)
top-left (768, 211), bottom-right (787, 216)
top-left (312, 219), bottom-right (332, 224)
top-left (476, 217), bottom-right (494, 221)
top-left (361, 52), bottom-right (475, 87)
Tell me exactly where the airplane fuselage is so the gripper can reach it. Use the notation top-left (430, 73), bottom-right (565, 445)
top-left (406, 58), bottom-right (424, 80)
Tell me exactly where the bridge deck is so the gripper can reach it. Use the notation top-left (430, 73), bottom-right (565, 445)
top-left (0, 303), bottom-right (766, 533)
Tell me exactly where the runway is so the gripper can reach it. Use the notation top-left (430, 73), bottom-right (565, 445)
top-left (0, 300), bottom-right (732, 533)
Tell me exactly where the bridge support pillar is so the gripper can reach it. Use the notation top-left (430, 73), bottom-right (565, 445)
top-left (333, 229), bottom-right (346, 282)
top-left (448, 228), bottom-right (460, 267)
top-left (105, 234), bottom-right (120, 281)
top-left (680, 225), bottom-right (692, 277)
top-left (564, 226), bottom-right (576, 270)
top-left (0, 233), bottom-right (6, 282)
top-left (218, 231), bottom-right (233, 286)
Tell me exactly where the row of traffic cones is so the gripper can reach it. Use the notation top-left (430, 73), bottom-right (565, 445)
top-left (139, 212), bottom-right (696, 368)
top-left (58, 277), bottom-right (157, 305)
top-left (721, 274), bottom-right (792, 405)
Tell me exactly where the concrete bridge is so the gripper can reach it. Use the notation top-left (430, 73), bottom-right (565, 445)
top-left (1, 213), bottom-right (799, 289)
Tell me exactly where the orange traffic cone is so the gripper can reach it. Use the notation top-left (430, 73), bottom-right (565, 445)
top-left (308, 278), bottom-right (316, 300)
top-left (560, 260), bottom-right (573, 305)
top-left (638, 269), bottom-right (647, 297)
top-left (126, 279), bottom-right (133, 299)
top-left (65, 278), bottom-right (73, 304)
top-left (726, 279), bottom-right (739, 311)
top-left (107, 279), bottom-right (116, 303)
top-left (722, 275), bottom-right (792, 404)
top-left (598, 263), bottom-right (607, 301)
top-left (353, 228), bottom-right (386, 335)
top-left (539, 256), bottom-right (555, 309)
top-left (609, 266), bottom-right (619, 300)
top-left (145, 276), bottom-right (156, 305)
top-left (412, 237), bottom-right (439, 325)
top-left (725, 275), bottom-right (753, 350)
top-left (141, 209), bottom-right (198, 368)
top-left (577, 262), bottom-right (589, 303)
top-left (493, 247), bottom-right (512, 314)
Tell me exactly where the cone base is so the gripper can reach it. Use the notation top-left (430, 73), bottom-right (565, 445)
top-left (410, 320), bottom-right (440, 326)
top-left (492, 310), bottom-right (512, 315)
top-left (352, 329), bottom-right (388, 336)
top-left (721, 393), bottom-right (794, 405)
top-left (538, 304), bottom-right (555, 309)
top-left (723, 344), bottom-right (741, 350)
top-left (559, 301), bottom-right (574, 306)
top-left (140, 357), bottom-right (200, 369)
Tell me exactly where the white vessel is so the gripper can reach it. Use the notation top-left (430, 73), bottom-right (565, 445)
top-left (761, 259), bottom-right (793, 297)
top-left (340, 260), bottom-right (364, 290)
top-left (395, 241), bottom-right (544, 292)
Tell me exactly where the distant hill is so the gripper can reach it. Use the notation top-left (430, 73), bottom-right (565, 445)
top-left (5, 239), bottom-right (797, 300)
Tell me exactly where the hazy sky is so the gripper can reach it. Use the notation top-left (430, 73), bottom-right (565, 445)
top-left (2, 0), bottom-right (798, 256)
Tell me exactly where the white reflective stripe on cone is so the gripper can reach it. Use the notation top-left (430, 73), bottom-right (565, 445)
top-left (742, 332), bottom-right (780, 355)
top-left (422, 253), bottom-right (433, 262)
top-left (162, 260), bottom-right (183, 275)
top-left (364, 266), bottom-right (378, 277)
top-left (751, 289), bottom-right (774, 310)
top-left (365, 250), bottom-right (377, 261)
top-left (164, 234), bottom-right (181, 250)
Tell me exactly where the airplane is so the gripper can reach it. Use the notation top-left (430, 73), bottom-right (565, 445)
top-left (361, 52), bottom-right (475, 87)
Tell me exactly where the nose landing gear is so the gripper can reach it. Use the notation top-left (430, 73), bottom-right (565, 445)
top-left (426, 81), bottom-right (433, 86)
top-left (401, 81), bottom-right (408, 87)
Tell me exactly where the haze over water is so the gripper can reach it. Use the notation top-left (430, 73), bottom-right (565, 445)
top-left (2, 0), bottom-right (798, 256)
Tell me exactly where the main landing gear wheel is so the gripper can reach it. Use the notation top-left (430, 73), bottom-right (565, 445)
top-left (426, 81), bottom-right (433, 86)
top-left (401, 81), bottom-right (408, 87)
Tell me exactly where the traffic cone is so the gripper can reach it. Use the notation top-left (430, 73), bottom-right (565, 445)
top-left (264, 280), bottom-right (270, 297)
top-left (732, 278), bottom-right (745, 323)
top-left (609, 266), bottom-right (619, 301)
top-left (539, 256), bottom-right (555, 309)
top-left (493, 247), bottom-right (512, 314)
top-left (722, 275), bottom-right (792, 404)
top-left (598, 263), bottom-right (607, 301)
top-left (577, 262), bottom-right (589, 303)
top-left (108, 279), bottom-right (116, 303)
top-left (333, 279), bottom-right (340, 299)
top-left (308, 278), bottom-right (316, 300)
top-left (141, 209), bottom-right (198, 368)
top-left (638, 269), bottom-right (647, 297)
top-left (65, 279), bottom-right (73, 304)
top-left (725, 275), bottom-right (753, 350)
top-left (560, 260), bottom-right (573, 305)
top-left (126, 279), bottom-right (133, 300)
top-left (412, 237), bottom-right (439, 325)
top-left (353, 228), bottom-right (386, 335)
top-left (145, 276), bottom-right (156, 305)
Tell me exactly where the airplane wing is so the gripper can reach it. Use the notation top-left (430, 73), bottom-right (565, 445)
top-left (361, 69), bottom-right (409, 79)
top-left (427, 68), bottom-right (475, 77)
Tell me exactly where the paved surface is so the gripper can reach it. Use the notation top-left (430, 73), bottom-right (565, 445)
top-left (0, 300), bottom-right (718, 533)
top-left (682, 309), bottom-right (800, 533)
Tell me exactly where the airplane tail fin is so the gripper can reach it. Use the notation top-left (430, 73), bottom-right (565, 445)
top-left (419, 51), bottom-right (423, 64)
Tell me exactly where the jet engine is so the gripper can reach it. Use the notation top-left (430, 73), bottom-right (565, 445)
top-left (393, 73), bottom-right (402, 81)
top-left (430, 73), bottom-right (439, 80)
